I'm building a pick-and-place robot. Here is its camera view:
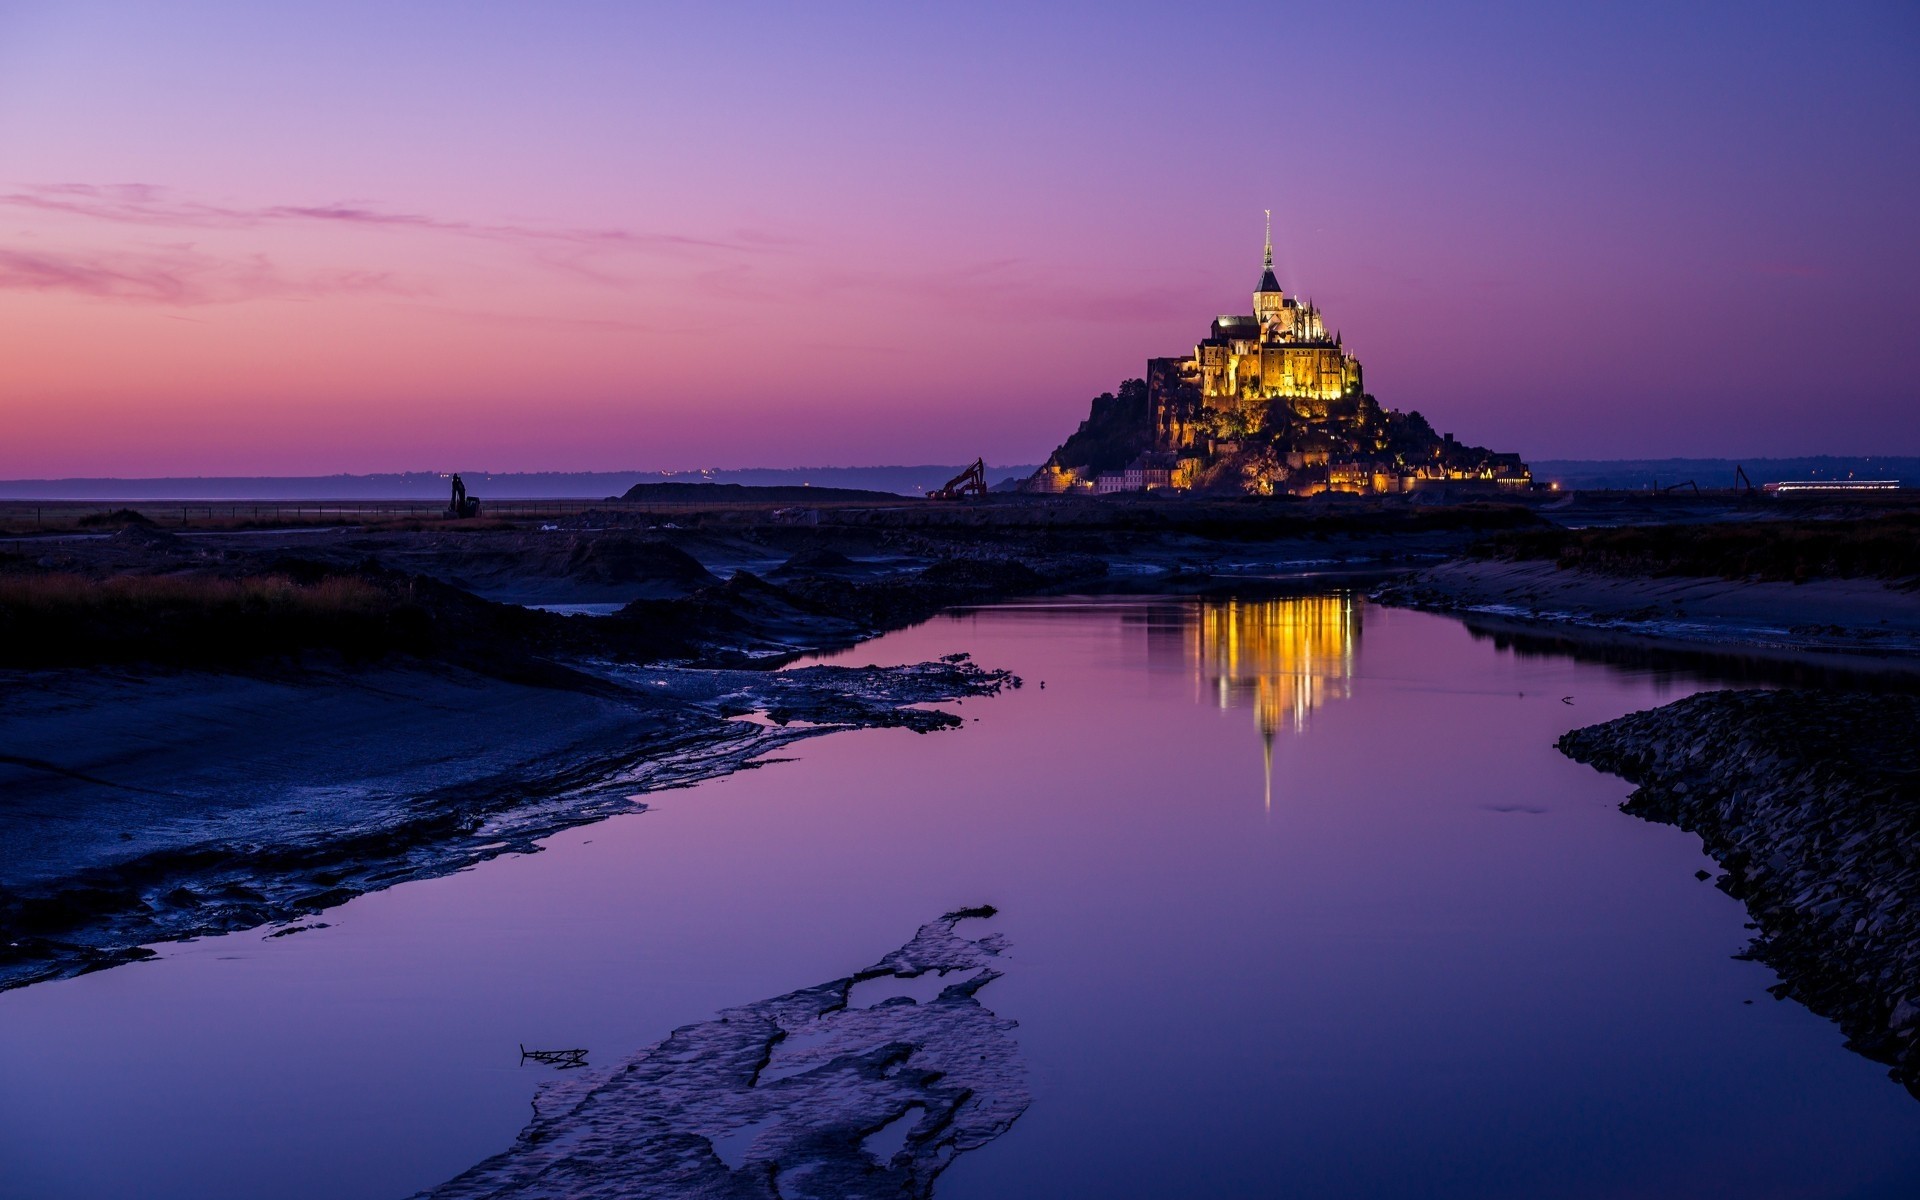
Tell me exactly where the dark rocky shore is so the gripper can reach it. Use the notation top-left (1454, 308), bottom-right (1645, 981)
top-left (1559, 690), bottom-right (1920, 1096)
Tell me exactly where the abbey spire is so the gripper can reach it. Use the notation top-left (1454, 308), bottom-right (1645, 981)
top-left (1253, 209), bottom-right (1287, 333)
top-left (1256, 208), bottom-right (1282, 297)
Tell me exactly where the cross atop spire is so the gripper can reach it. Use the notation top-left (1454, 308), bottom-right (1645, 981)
top-left (1255, 209), bottom-right (1282, 296)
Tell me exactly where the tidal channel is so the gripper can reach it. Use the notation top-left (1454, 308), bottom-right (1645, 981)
top-left (3, 594), bottom-right (1917, 1198)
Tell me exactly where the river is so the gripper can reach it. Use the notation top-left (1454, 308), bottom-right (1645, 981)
top-left (2, 592), bottom-right (1916, 1198)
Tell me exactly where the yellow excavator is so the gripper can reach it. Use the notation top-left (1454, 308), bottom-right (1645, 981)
top-left (930, 458), bottom-right (988, 500)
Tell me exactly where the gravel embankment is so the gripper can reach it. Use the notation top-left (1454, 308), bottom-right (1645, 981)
top-left (1559, 690), bottom-right (1920, 1096)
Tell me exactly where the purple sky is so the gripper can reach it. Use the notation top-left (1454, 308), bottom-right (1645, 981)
top-left (1, 1), bottom-right (1915, 474)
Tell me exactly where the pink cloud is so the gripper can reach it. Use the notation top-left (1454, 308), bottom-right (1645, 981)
top-left (1, 183), bottom-right (762, 257)
top-left (0, 245), bottom-right (413, 306)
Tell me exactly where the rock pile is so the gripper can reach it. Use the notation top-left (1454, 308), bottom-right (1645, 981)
top-left (1559, 689), bottom-right (1920, 1096)
top-left (419, 908), bottom-right (1027, 1199)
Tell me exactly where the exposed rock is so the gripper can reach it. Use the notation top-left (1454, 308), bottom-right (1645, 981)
top-left (417, 908), bottom-right (1027, 1199)
top-left (1559, 689), bottom-right (1920, 1096)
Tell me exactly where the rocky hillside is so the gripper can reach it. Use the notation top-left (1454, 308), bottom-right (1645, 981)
top-left (1043, 379), bottom-right (1154, 477)
top-left (1037, 376), bottom-right (1527, 493)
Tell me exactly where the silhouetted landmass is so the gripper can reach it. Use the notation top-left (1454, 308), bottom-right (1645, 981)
top-left (0, 466), bottom-right (1040, 501)
top-left (1038, 376), bottom-right (1529, 494)
top-left (618, 481), bottom-right (907, 504)
top-left (1475, 514), bottom-right (1920, 584)
top-left (1047, 380), bottom-right (1155, 476)
top-left (1531, 457), bottom-right (1920, 490)
top-left (73, 508), bottom-right (154, 528)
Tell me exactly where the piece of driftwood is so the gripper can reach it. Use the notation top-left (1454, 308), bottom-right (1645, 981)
top-left (519, 1044), bottom-right (588, 1069)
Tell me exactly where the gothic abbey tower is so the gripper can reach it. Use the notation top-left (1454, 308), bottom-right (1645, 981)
top-left (1150, 212), bottom-right (1365, 449)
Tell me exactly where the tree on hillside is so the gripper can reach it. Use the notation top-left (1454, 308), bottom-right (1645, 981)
top-left (1046, 378), bottom-right (1154, 475)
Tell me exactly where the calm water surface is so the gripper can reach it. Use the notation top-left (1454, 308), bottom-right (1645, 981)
top-left (3, 595), bottom-right (1917, 1199)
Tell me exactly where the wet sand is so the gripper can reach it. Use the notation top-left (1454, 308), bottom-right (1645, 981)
top-left (0, 654), bottom-right (1015, 993)
top-left (1377, 559), bottom-right (1920, 673)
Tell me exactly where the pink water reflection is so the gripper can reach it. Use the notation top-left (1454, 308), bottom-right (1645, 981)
top-left (0, 596), bottom-right (1916, 1199)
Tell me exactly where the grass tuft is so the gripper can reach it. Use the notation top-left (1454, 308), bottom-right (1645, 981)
top-left (0, 572), bottom-right (419, 667)
top-left (0, 572), bottom-right (389, 614)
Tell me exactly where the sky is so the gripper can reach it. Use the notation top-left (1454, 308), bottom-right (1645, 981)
top-left (0, 0), bottom-right (1916, 476)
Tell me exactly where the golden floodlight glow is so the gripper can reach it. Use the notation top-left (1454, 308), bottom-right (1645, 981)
top-left (1189, 594), bottom-right (1359, 809)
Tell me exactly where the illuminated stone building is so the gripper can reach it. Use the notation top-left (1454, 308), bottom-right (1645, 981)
top-left (1034, 214), bottom-right (1531, 496)
top-left (1151, 212), bottom-right (1364, 447)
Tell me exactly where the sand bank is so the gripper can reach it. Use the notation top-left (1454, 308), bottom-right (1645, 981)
top-left (1377, 559), bottom-right (1920, 673)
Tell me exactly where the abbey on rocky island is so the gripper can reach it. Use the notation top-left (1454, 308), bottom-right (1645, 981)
top-left (1156, 211), bottom-right (1364, 435)
top-left (1029, 214), bottom-right (1532, 497)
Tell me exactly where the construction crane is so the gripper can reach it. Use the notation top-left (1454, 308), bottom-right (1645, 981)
top-left (930, 458), bottom-right (988, 500)
top-left (1660, 479), bottom-right (1699, 495)
top-left (1734, 464), bottom-right (1758, 496)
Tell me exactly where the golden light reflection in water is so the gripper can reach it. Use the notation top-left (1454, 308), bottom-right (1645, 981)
top-left (1190, 594), bottom-right (1360, 809)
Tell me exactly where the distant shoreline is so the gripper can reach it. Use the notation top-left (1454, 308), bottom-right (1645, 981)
top-left (0, 465), bottom-right (1041, 501)
top-left (1527, 456), bottom-right (1918, 491)
top-left (2, 455), bottom-right (1913, 500)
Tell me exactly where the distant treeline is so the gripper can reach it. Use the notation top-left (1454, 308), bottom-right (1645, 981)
top-left (0, 465), bottom-right (1041, 501)
top-left (1532, 457), bottom-right (1918, 490)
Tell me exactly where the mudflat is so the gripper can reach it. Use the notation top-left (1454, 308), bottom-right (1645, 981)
top-left (0, 655), bottom-right (1016, 992)
top-left (1381, 558), bottom-right (1920, 664)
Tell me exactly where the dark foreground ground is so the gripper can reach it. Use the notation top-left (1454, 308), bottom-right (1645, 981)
top-left (4, 487), bottom-right (1920, 1116)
